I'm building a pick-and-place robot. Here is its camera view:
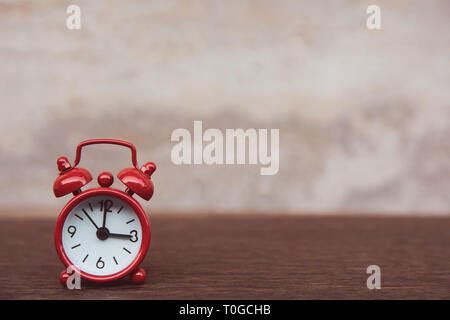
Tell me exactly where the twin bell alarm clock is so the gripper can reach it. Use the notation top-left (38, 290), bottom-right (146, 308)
top-left (53, 139), bottom-right (156, 284)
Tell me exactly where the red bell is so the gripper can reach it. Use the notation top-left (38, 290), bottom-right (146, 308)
top-left (53, 157), bottom-right (92, 197)
top-left (117, 162), bottom-right (156, 201)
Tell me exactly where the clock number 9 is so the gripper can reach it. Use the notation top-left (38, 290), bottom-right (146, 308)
top-left (67, 225), bottom-right (76, 238)
top-left (96, 257), bottom-right (105, 269)
top-left (129, 230), bottom-right (138, 243)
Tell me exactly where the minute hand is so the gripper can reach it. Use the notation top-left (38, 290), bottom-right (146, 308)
top-left (82, 209), bottom-right (99, 230)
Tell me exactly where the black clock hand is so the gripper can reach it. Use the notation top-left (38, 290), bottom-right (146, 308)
top-left (102, 211), bottom-right (107, 228)
top-left (82, 209), bottom-right (99, 230)
top-left (108, 233), bottom-right (132, 239)
top-left (101, 200), bottom-right (113, 228)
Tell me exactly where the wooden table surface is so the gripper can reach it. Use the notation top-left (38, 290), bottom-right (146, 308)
top-left (0, 214), bottom-right (449, 299)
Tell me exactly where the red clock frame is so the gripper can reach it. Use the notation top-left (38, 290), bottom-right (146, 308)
top-left (54, 187), bottom-right (151, 283)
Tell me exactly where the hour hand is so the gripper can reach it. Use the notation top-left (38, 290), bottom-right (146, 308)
top-left (108, 233), bottom-right (132, 239)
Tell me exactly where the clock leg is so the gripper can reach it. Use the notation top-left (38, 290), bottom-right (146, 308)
top-left (59, 270), bottom-right (70, 285)
top-left (130, 268), bottom-right (146, 284)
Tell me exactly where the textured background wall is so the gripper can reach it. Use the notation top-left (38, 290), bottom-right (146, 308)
top-left (0, 0), bottom-right (449, 215)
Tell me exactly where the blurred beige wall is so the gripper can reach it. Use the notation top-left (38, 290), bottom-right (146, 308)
top-left (0, 0), bottom-right (449, 215)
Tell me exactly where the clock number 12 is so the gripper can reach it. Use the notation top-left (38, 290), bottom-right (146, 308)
top-left (99, 200), bottom-right (113, 213)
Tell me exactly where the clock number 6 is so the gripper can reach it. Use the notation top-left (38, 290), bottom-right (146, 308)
top-left (130, 230), bottom-right (138, 242)
top-left (96, 257), bottom-right (105, 269)
top-left (67, 225), bottom-right (76, 238)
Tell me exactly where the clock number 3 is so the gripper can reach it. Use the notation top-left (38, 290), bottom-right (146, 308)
top-left (96, 257), bottom-right (105, 269)
top-left (130, 230), bottom-right (138, 242)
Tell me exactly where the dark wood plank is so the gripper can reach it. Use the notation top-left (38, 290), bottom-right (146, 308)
top-left (0, 215), bottom-right (449, 299)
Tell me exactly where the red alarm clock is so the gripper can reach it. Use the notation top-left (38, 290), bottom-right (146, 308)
top-left (53, 139), bottom-right (156, 284)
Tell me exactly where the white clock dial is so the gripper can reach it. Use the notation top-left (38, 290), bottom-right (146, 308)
top-left (61, 195), bottom-right (143, 276)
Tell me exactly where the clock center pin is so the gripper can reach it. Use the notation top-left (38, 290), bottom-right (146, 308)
top-left (96, 227), bottom-right (110, 241)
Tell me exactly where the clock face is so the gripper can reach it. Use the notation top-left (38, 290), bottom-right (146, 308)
top-left (61, 195), bottom-right (143, 276)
